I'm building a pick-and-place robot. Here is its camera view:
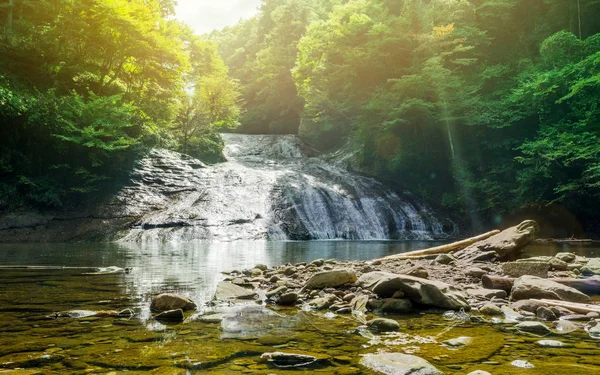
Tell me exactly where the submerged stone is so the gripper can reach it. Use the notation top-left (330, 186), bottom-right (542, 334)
top-left (214, 281), bottom-right (258, 301)
top-left (360, 353), bottom-right (443, 375)
top-left (511, 360), bottom-right (534, 368)
top-left (367, 318), bottom-right (400, 332)
top-left (260, 352), bottom-right (328, 369)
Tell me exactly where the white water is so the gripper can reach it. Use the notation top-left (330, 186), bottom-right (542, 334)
top-left (119, 134), bottom-right (453, 242)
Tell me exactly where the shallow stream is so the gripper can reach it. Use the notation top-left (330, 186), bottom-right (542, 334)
top-left (1, 241), bottom-right (599, 374)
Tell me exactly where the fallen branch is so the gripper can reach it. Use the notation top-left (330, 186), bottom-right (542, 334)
top-left (482, 275), bottom-right (600, 295)
top-left (378, 230), bottom-right (501, 262)
top-left (530, 299), bottom-right (600, 314)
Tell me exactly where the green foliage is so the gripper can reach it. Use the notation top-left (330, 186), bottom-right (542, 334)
top-left (216, 0), bottom-right (600, 230)
top-left (0, 0), bottom-right (241, 208)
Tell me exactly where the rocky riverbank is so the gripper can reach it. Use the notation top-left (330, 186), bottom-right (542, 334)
top-left (142, 220), bottom-right (600, 374)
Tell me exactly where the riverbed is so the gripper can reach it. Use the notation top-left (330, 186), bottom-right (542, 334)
top-left (1, 241), bottom-right (599, 374)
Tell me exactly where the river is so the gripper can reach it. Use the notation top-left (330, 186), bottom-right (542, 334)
top-left (1, 241), bottom-right (600, 374)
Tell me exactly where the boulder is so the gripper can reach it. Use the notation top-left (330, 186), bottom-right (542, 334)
top-left (358, 271), bottom-right (469, 310)
top-left (502, 262), bottom-right (548, 278)
top-left (367, 318), bottom-right (400, 332)
top-left (214, 281), bottom-right (258, 301)
top-left (510, 275), bottom-right (591, 303)
top-left (360, 353), bottom-right (443, 375)
top-left (303, 269), bottom-right (357, 290)
top-left (456, 220), bottom-right (539, 261)
top-left (150, 293), bottom-right (197, 312)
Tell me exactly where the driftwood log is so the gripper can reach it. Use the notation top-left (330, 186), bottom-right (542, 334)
top-left (482, 274), bottom-right (600, 295)
top-left (530, 299), bottom-right (600, 314)
top-left (378, 230), bottom-right (501, 262)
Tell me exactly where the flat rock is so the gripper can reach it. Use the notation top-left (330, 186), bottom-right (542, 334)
top-left (502, 262), bottom-right (548, 278)
top-left (358, 271), bottom-right (469, 310)
top-left (150, 293), bottom-right (197, 312)
top-left (443, 336), bottom-right (472, 347)
top-left (214, 281), bottom-right (258, 301)
top-left (260, 352), bottom-right (327, 368)
top-left (511, 360), bottom-right (534, 368)
top-left (511, 275), bottom-right (591, 303)
top-left (467, 371), bottom-right (491, 375)
top-left (515, 321), bottom-right (552, 335)
top-left (537, 340), bottom-right (566, 347)
top-left (360, 353), bottom-right (443, 375)
top-left (467, 288), bottom-right (507, 299)
top-left (303, 269), bottom-right (357, 290)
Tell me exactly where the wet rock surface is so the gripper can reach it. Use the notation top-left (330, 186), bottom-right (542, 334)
top-left (0, 135), bottom-right (452, 243)
top-left (360, 353), bottom-right (444, 375)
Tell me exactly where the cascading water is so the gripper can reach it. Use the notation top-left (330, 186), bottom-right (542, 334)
top-left (117, 134), bottom-right (454, 242)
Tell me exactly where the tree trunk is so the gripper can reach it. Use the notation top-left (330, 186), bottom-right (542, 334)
top-left (577, 0), bottom-right (582, 40)
top-left (378, 229), bottom-right (500, 261)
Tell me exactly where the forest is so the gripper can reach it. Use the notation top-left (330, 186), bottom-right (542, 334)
top-left (1, 0), bottom-right (600, 235)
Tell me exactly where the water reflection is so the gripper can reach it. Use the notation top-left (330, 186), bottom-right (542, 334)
top-left (0, 241), bottom-right (441, 313)
top-left (2, 240), bottom-right (598, 317)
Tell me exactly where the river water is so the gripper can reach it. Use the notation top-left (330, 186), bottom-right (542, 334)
top-left (1, 241), bottom-right (600, 374)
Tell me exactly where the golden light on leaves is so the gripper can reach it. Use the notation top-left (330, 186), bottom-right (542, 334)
top-left (433, 24), bottom-right (455, 38)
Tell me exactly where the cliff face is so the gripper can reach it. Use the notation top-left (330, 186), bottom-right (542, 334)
top-left (0, 149), bottom-right (209, 242)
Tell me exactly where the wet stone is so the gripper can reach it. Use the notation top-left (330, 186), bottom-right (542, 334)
top-left (367, 318), bottom-right (400, 332)
top-left (511, 360), bottom-right (534, 368)
top-left (515, 321), bottom-right (552, 335)
top-left (537, 340), bottom-right (566, 347)
top-left (360, 353), bottom-right (443, 375)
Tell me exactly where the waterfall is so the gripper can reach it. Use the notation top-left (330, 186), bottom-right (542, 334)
top-left (117, 134), bottom-right (454, 242)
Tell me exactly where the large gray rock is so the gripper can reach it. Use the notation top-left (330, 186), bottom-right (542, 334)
top-left (456, 220), bottom-right (539, 261)
top-left (511, 276), bottom-right (591, 303)
top-left (303, 269), bottom-right (357, 290)
top-left (214, 281), bottom-right (258, 301)
top-left (515, 321), bottom-right (553, 335)
top-left (358, 272), bottom-right (469, 310)
top-left (360, 353), bottom-right (444, 375)
top-left (150, 293), bottom-right (197, 312)
top-left (582, 258), bottom-right (600, 276)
